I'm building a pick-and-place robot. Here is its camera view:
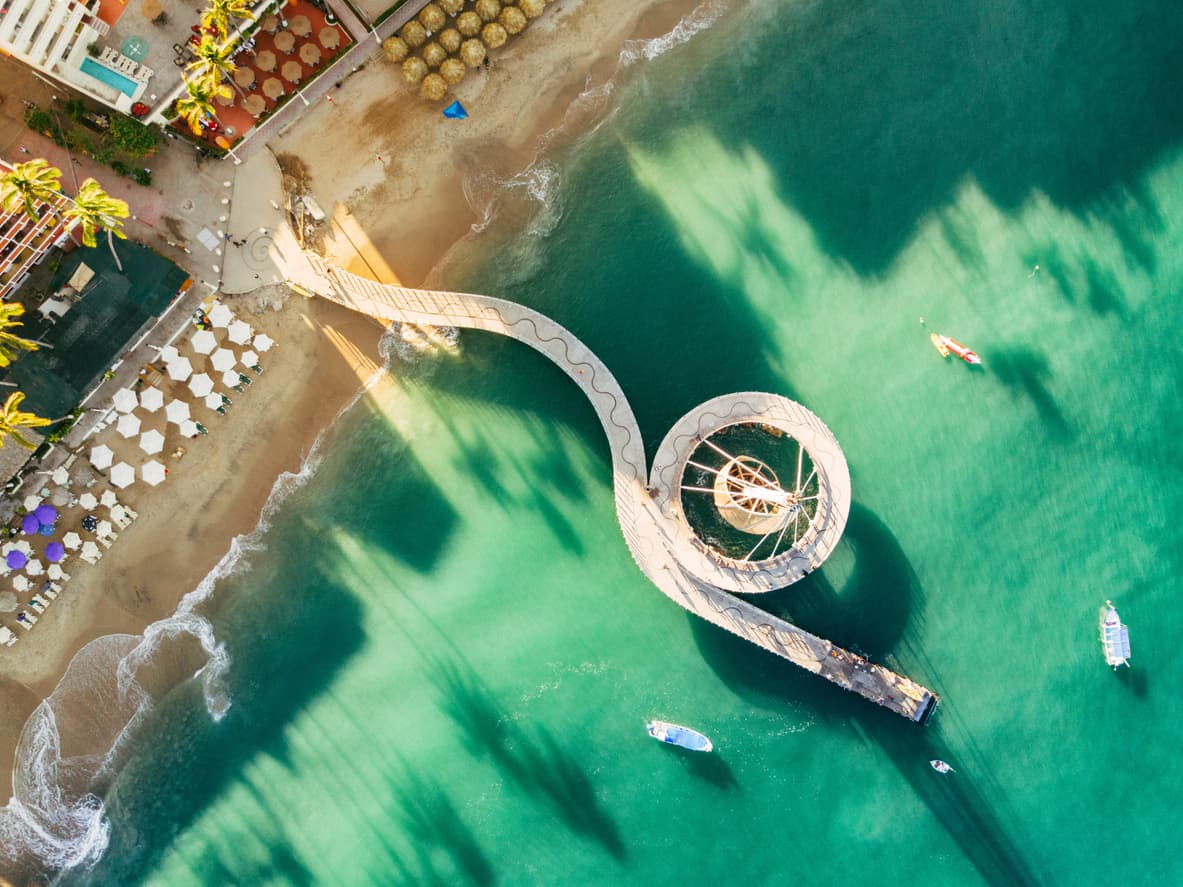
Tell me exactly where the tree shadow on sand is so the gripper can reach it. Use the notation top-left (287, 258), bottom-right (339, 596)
top-left (688, 502), bottom-right (1046, 886)
top-left (428, 654), bottom-right (627, 862)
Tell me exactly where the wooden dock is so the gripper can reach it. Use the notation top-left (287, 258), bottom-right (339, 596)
top-left (303, 257), bottom-right (940, 723)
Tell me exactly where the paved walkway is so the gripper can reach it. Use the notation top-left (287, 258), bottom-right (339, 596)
top-left (304, 257), bottom-right (940, 723)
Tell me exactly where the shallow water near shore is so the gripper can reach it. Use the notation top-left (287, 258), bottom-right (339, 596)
top-left (38, 0), bottom-right (1183, 882)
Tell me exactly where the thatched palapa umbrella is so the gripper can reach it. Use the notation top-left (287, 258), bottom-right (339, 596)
top-left (382, 36), bottom-right (409, 63)
top-left (519, 0), bottom-right (545, 19)
top-left (460, 38), bottom-right (486, 68)
top-left (456, 11), bottom-right (481, 37)
top-left (474, 0), bottom-right (501, 23)
top-left (420, 73), bottom-right (447, 101)
top-left (439, 28), bottom-right (462, 54)
top-left (481, 22), bottom-right (508, 50)
top-left (439, 0), bottom-right (464, 14)
top-left (402, 56), bottom-right (428, 84)
top-left (401, 20), bottom-right (427, 48)
top-left (440, 57), bottom-right (466, 85)
top-left (419, 3), bottom-right (446, 32)
top-left (421, 42), bottom-right (447, 69)
top-left (499, 6), bottom-right (527, 34)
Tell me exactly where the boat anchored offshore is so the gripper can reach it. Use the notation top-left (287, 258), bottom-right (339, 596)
top-left (929, 759), bottom-right (955, 774)
top-left (1100, 600), bottom-right (1131, 668)
top-left (921, 317), bottom-right (982, 365)
top-left (647, 720), bottom-right (713, 752)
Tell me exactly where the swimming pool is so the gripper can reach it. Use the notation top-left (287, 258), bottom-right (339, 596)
top-left (80, 57), bottom-right (139, 97)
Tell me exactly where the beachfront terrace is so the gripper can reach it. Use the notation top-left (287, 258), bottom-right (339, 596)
top-left (167, 0), bottom-right (352, 149)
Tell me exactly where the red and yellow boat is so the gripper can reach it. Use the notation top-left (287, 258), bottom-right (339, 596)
top-left (929, 332), bottom-right (981, 365)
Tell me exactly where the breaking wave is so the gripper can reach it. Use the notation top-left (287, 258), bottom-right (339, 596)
top-left (0, 369), bottom-right (386, 879)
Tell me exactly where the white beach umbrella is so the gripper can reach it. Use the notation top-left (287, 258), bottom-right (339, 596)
top-left (191, 330), bottom-right (218, 354)
top-left (81, 541), bottom-right (101, 561)
top-left (78, 492), bottom-right (98, 510)
top-left (100, 490), bottom-right (118, 508)
top-left (12, 576), bottom-right (29, 593)
top-left (165, 399), bottom-right (191, 425)
top-left (204, 393), bottom-right (224, 411)
top-left (14, 541), bottom-right (31, 555)
top-left (209, 303), bottom-right (234, 328)
top-left (112, 388), bottom-right (139, 413)
top-left (140, 387), bottom-right (164, 412)
top-left (22, 494), bottom-right (41, 512)
top-left (139, 429), bottom-right (165, 455)
top-left (63, 532), bottom-right (81, 550)
top-left (188, 373), bottom-right (214, 398)
top-left (167, 358), bottom-right (193, 382)
top-left (109, 462), bottom-right (135, 489)
top-left (51, 467), bottom-right (69, 486)
top-left (252, 333), bottom-right (275, 352)
top-left (179, 419), bottom-right (199, 438)
top-left (240, 350), bottom-right (259, 369)
top-left (25, 559), bottom-right (42, 576)
top-left (210, 348), bottom-right (236, 373)
top-left (221, 370), bottom-right (242, 389)
top-left (116, 413), bottom-right (142, 438)
top-left (227, 320), bottom-right (252, 345)
top-left (96, 520), bottom-right (113, 538)
top-left (47, 564), bottom-right (65, 581)
top-left (158, 344), bottom-right (180, 363)
top-left (0, 543), bottom-right (13, 556)
top-left (141, 461), bottom-right (167, 486)
top-left (90, 445), bottom-right (114, 470)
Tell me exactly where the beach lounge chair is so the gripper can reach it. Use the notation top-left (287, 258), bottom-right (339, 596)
top-left (42, 585), bottom-right (58, 600)
top-left (100, 46), bottom-right (117, 62)
top-left (137, 65), bottom-right (154, 81)
top-left (28, 596), bottom-right (47, 614)
top-left (15, 611), bottom-right (35, 629)
top-left (49, 583), bottom-right (63, 597)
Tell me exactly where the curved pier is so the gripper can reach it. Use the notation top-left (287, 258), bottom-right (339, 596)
top-left (305, 258), bottom-right (938, 723)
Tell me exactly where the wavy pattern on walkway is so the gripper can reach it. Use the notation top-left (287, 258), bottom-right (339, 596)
top-left (305, 258), bottom-right (938, 723)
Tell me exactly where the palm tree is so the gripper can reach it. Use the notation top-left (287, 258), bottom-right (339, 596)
top-left (63, 179), bottom-right (130, 272)
top-left (0, 391), bottom-right (52, 449)
top-left (0, 159), bottom-right (62, 221)
top-left (201, 0), bottom-right (254, 39)
top-left (0, 304), bottom-right (48, 368)
top-left (188, 34), bottom-right (245, 100)
top-left (175, 76), bottom-right (228, 136)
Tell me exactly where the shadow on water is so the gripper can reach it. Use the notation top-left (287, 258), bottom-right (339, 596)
top-left (65, 567), bottom-right (367, 887)
top-left (61, 419), bottom-right (461, 886)
top-left (988, 346), bottom-right (1071, 438)
top-left (379, 764), bottom-right (496, 887)
top-left (711, 0), bottom-right (1183, 276)
top-left (688, 502), bottom-right (1045, 886)
top-left (672, 746), bottom-right (738, 791)
top-left (1114, 666), bottom-right (1149, 699)
top-left (428, 654), bottom-right (627, 862)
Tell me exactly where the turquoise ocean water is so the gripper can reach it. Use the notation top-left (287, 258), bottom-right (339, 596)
top-left (30, 0), bottom-right (1183, 883)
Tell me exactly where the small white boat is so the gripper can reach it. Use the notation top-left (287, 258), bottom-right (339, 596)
top-left (929, 759), bottom-right (954, 774)
top-left (1100, 600), bottom-right (1131, 668)
top-left (646, 720), bottom-right (713, 752)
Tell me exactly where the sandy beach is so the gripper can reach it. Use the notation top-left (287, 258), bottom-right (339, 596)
top-left (0, 0), bottom-right (709, 843)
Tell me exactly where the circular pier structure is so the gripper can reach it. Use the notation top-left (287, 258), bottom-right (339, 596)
top-left (649, 392), bottom-right (851, 594)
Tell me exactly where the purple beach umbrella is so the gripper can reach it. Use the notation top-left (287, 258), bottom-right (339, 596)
top-left (44, 542), bottom-right (65, 563)
top-left (34, 504), bottom-right (58, 524)
top-left (5, 550), bottom-right (26, 570)
top-left (20, 514), bottom-right (39, 534)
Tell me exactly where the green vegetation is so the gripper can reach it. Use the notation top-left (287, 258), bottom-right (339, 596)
top-left (22, 102), bottom-right (157, 187)
top-left (109, 114), bottom-right (161, 158)
top-left (0, 392), bottom-right (52, 450)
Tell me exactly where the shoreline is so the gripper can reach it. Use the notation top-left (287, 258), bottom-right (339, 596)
top-left (0, 0), bottom-right (724, 871)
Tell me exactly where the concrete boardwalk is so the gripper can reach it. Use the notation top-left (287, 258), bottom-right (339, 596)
top-left (307, 258), bottom-right (939, 723)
